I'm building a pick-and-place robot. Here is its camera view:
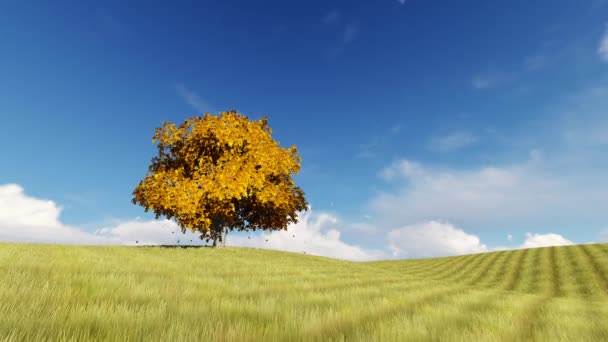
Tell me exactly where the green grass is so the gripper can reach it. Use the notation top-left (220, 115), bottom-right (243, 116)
top-left (1, 242), bottom-right (607, 341)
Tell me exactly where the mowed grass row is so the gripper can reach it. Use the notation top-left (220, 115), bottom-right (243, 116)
top-left (0, 243), bottom-right (607, 341)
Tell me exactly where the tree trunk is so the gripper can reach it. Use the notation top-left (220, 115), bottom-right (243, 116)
top-left (220, 226), bottom-right (227, 247)
top-left (211, 226), bottom-right (226, 247)
top-left (210, 217), bottom-right (227, 248)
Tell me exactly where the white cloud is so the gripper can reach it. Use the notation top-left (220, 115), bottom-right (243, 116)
top-left (95, 218), bottom-right (200, 246)
top-left (0, 184), bottom-right (117, 245)
top-left (173, 83), bottom-right (214, 114)
top-left (0, 184), bottom-right (63, 227)
top-left (226, 206), bottom-right (387, 261)
top-left (1, 184), bottom-right (587, 261)
top-left (362, 81), bottom-right (608, 257)
top-left (379, 159), bottom-right (425, 181)
top-left (371, 155), bottom-right (608, 229)
top-left (385, 220), bottom-right (577, 258)
top-left (397, 0), bottom-right (407, 4)
top-left (428, 131), bottom-right (477, 152)
top-left (0, 184), bottom-right (384, 262)
top-left (520, 233), bottom-right (574, 248)
top-left (387, 221), bottom-right (488, 258)
top-left (598, 28), bottom-right (608, 62)
top-left (348, 222), bottom-right (379, 234)
top-left (0, 184), bottom-right (196, 246)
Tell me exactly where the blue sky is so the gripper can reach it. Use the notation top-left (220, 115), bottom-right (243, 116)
top-left (1, 0), bottom-right (608, 260)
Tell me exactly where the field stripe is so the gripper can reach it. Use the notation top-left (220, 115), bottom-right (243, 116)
top-left (367, 259), bottom-right (440, 277)
top-left (230, 277), bottom-right (407, 301)
top-left (523, 247), bottom-right (543, 294)
top-left (503, 248), bottom-right (528, 291)
top-left (399, 254), bottom-right (471, 279)
top-left (430, 254), bottom-right (480, 273)
top-left (578, 244), bottom-right (608, 294)
top-left (549, 246), bottom-right (561, 297)
top-left (434, 253), bottom-right (488, 283)
top-left (464, 251), bottom-right (503, 286)
top-left (223, 266), bottom-right (460, 303)
top-left (475, 250), bottom-right (510, 289)
top-left (591, 243), bottom-right (608, 255)
top-left (571, 244), bottom-right (606, 297)
top-left (562, 246), bottom-right (593, 297)
top-left (239, 271), bottom-right (455, 305)
top-left (586, 244), bottom-right (608, 278)
top-left (597, 243), bottom-right (608, 256)
top-left (447, 252), bottom-right (493, 285)
top-left (302, 285), bottom-right (472, 341)
top-left (353, 258), bottom-right (444, 277)
top-left (398, 258), bottom-right (455, 276)
top-left (400, 254), bottom-right (471, 282)
top-left (4, 242), bottom-right (608, 341)
top-left (487, 248), bottom-right (520, 289)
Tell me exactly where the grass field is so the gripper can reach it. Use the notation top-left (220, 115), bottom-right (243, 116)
top-left (0, 242), bottom-right (607, 341)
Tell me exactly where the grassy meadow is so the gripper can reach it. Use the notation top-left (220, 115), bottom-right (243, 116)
top-left (0, 242), bottom-right (607, 341)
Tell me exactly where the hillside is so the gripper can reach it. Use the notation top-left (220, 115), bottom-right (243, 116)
top-left (0, 242), bottom-right (607, 341)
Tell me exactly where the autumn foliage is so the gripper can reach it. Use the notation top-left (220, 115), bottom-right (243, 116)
top-left (132, 111), bottom-right (308, 245)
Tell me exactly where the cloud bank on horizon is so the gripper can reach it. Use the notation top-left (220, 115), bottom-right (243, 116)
top-left (0, 183), bottom-right (584, 262)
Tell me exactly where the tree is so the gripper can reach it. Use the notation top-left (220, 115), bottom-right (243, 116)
top-left (132, 110), bottom-right (308, 247)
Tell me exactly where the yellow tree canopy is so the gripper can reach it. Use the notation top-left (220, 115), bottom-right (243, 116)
top-left (132, 111), bottom-right (309, 243)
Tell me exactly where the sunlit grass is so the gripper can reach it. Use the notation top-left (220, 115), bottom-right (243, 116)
top-left (0, 242), bottom-right (607, 341)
